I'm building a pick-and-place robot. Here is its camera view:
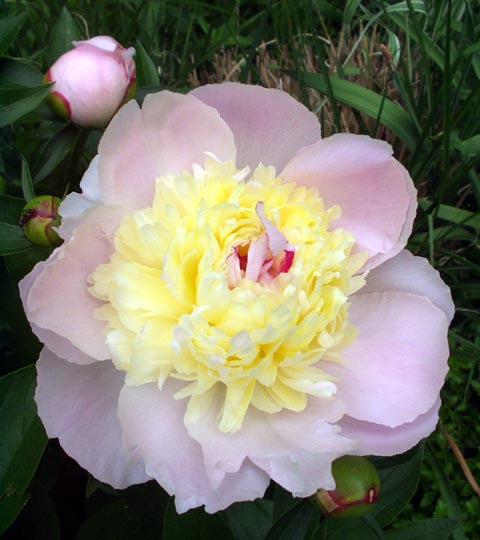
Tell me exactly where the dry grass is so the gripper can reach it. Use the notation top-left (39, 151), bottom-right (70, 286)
top-left (187, 25), bottom-right (400, 143)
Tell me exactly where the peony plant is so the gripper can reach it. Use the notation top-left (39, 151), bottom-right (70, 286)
top-left (44, 36), bottom-right (136, 128)
top-left (20, 83), bottom-right (453, 513)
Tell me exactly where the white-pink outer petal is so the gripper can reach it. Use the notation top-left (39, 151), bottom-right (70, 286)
top-left (281, 133), bottom-right (417, 269)
top-left (337, 399), bottom-right (441, 456)
top-left (96, 92), bottom-right (237, 210)
top-left (360, 250), bottom-right (454, 321)
top-left (185, 390), bottom-right (354, 499)
top-left (328, 291), bottom-right (450, 428)
top-left (20, 206), bottom-right (126, 363)
top-left (35, 348), bottom-right (150, 488)
top-left (191, 82), bottom-right (321, 171)
top-left (118, 380), bottom-right (270, 513)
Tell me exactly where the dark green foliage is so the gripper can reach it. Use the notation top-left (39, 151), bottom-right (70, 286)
top-left (0, 366), bottom-right (47, 535)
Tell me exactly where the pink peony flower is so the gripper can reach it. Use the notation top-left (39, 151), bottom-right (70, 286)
top-left (44, 36), bottom-right (136, 128)
top-left (20, 84), bottom-right (453, 513)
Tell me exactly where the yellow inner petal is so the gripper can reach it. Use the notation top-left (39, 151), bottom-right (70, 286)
top-left (89, 158), bottom-right (367, 433)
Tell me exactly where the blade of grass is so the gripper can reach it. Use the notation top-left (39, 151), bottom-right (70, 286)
top-left (437, 0), bottom-right (453, 216)
top-left (240, 0), bottom-right (273, 82)
top-left (418, 199), bottom-right (480, 230)
top-left (286, 71), bottom-right (420, 149)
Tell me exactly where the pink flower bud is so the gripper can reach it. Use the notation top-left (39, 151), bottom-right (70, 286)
top-left (311, 456), bottom-right (380, 518)
top-left (20, 195), bottom-right (63, 247)
top-left (44, 36), bottom-right (136, 128)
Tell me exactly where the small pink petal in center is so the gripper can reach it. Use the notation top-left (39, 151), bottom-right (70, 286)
top-left (227, 202), bottom-right (295, 287)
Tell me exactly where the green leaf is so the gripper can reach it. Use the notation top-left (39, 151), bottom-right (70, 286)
top-left (32, 124), bottom-right (78, 183)
top-left (0, 195), bottom-right (24, 225)
top-left (264, 500), bottom-right (317, 540)
top-left (0, 366), bottom-right (47, 535)
top-left (370, 444), bottom-right (424, 527)
top-left (0, 61), bottom-right (48, 122)
top-left (222, 500), bottom-right (273, 540)
top-left (411, 226), bottom-right (475, 244)
top-left (317, 515), bottom-right (385, 540)
top-left (386, 29), bottom-right (401, 67)
top-left (289, 71), bottom-right (419, 150)
top-left (0, 491), bottom-right (29, 535)
top-left (462, 42), bottom-right (480, 57)
top-left (135, 41), bottom-right (160, 87)
top-left (0, 13), bottom-right (27, 58)
top-left (0, 84), bottom-right (52, 128)
top-left (0, 222), bottom-right (31, 255)
top-left (44, 6), bottom-right (82, 68)
top-left (1, 255), bottom-right (43, 366)
top-left (418, 199), bottom-right (480, 230)
top-left (4, 245), bottom-right (51, 282)
top-left (163, 499), bottom-right (234, 540)
top-left (21, 157), bottom-right (35, 201)
top-left (343, 0), bottom-right (362, 27)
top-left (384, 519), bottom-right (458, 540)
top-left (0, 58), bottom-right (43, 87)
top-left (384, 1), bottom-right (426, 14)
top-left (453, 134), bottom-right (480, 155)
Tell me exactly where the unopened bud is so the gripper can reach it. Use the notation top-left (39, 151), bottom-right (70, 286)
top-left (44, 35), bottom-right (136, 128)
top-left (20, 196), bottom-right (63, 247)
top-left (311, 456), bottom-right (380, 518)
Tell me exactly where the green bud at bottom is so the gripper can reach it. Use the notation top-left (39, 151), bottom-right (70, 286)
top-left (20, 195), bottom-right (63, 247)
top-left (311, 456), bottom-right (380, 518)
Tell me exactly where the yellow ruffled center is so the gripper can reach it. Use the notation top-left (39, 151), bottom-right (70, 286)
top-left (89, 158), bottom-right (367, 433)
